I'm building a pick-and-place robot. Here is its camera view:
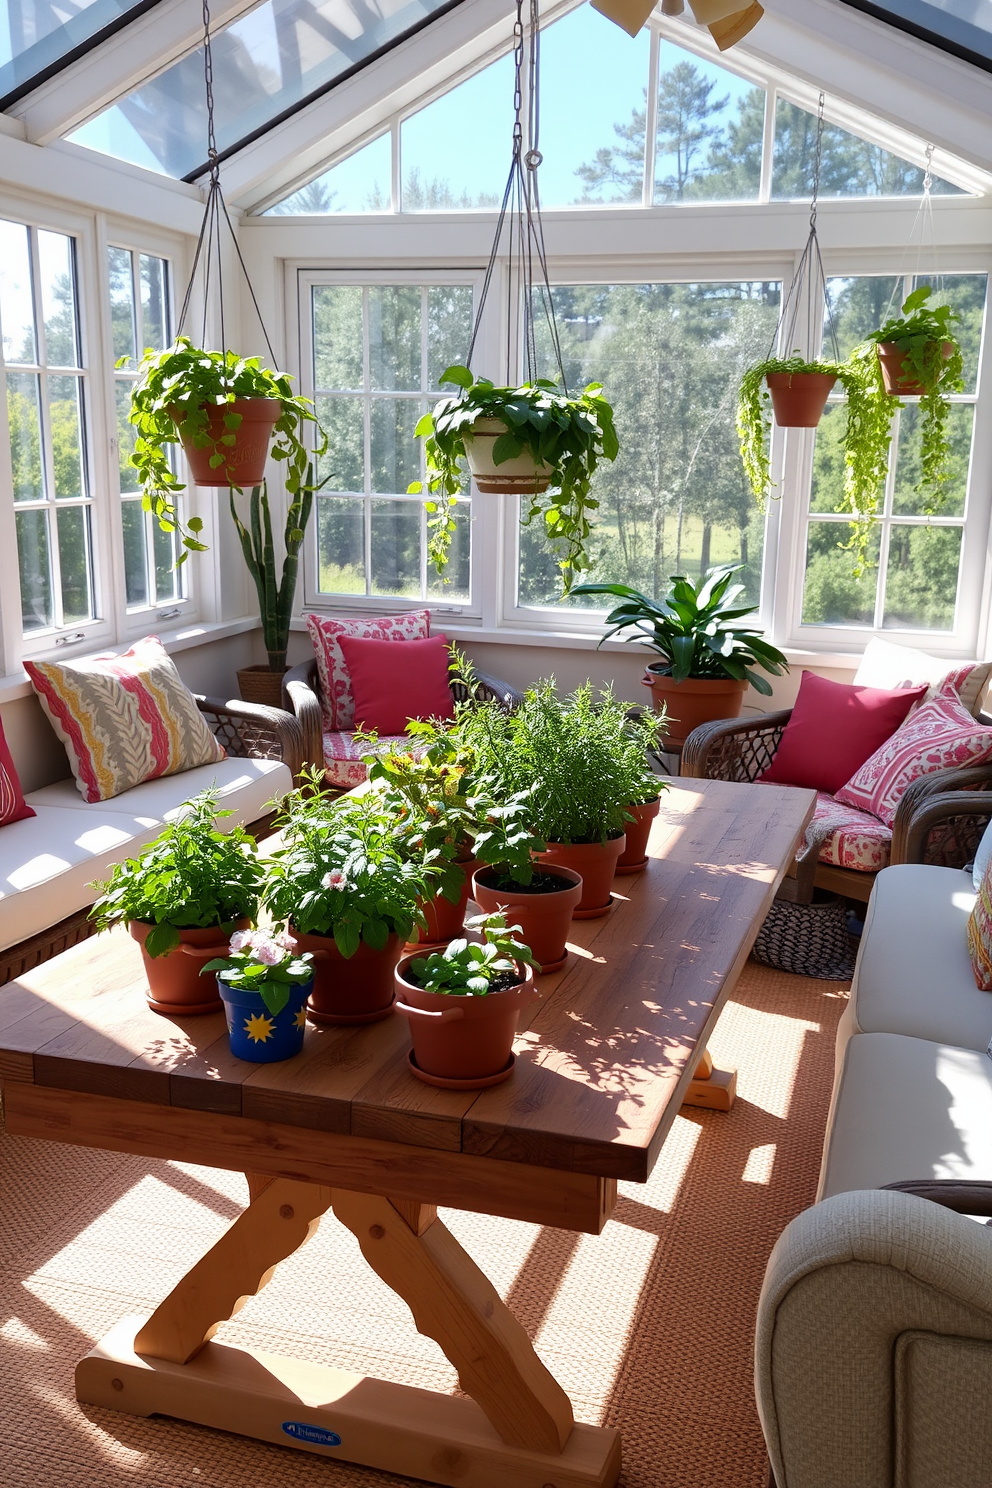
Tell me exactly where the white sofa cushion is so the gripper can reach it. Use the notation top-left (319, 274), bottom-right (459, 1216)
top-left (819, 1031), bottom-right (992, 1200)
top-left (26, 756), bottom-right (290, 829)
top-left (839, 863), bottom-right (992, 1056)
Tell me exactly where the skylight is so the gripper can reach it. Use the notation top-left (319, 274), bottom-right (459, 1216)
top-left (843, 0), bottom-right (992, 69)
top-left (0, 0), bottom-right (160, 107)
top-left (66, 0), bottom-right (462, 180)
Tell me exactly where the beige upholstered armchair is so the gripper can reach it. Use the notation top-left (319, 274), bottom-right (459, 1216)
top-left (756, 1186), bottom-right (992, 1488)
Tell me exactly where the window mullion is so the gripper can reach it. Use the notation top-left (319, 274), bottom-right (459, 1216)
top-left (643, 29), bottom-right (660, 209)
top-left (363, 289), bottom-right (372, 597)
top-left (759, 86), bottom-right (776, 204)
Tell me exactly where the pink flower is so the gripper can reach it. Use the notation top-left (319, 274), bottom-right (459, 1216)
top-left (273, 929), bottom-right (297, 951)
top-left (322, 869), bottom-right (346, 891)
top-left (255, 939), bottom-right (283, 966)
top-left (229, 929), bottom-right (251, 952)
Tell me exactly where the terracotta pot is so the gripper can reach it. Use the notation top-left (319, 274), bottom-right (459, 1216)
top-left (642, 669), bottom-right (748, 749)
top-left (395, 953), bottom-right (536, 1084)
top-left (765, 371), bottom-right (836, 428)
top-left (472, 865), bottom-right (583, 974)
top-left (290, 925), bottom-right (401, 1025)
top-left (219, 977), bottom-right (313, 1063)
top-left (129, 918), bottom-right (249, 1016)
top-left (236, 664), bottom-right (287, 709)
top-left (537, 836), bottom-right (625, 918)
top-left (463, 417), bottom-right (554, 494)
top-left (175, 397), bottom-right (281, 487)
top-left (406, 869), bottom-right (473, 950)
top-left (876, 340), bottom-right (954, 397)
top-left (617, 796), bottom-right (662, 873)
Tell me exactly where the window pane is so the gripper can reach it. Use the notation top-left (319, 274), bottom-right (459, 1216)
top-left (139, 254), bottom-right (170, 353)
top-left (7, 372), bottom-right (44, 500)
top-left (824, 275), bottom-right (902, 360)
top-left (16, 507), bottom-right (52, 631)
top-left (57, 504), bottom-right (93, 623)
top-left (893, 404), bottom-right (971, 518)
top-left (911, 272), bottom-right (987, 395)
top-left (371, 499), bottom-right (421, 596)
top-left (401, 57), bottom-right (513, 210)
top-left (810, 403), bottom-right (853, 515)
top-left (313, 286), bottom-right (363, 390)
top-left (370, 399), bottom-right (421, 493)
top-left (38, 230), bottom-right (78, 366)
top-left (0, 219), bottom-right (35, 363)
top-left (369, 287), bottom-right (420, 391)
top-left (317, 497), bottom-right (365, 594)
top-left (883, 525), bottom-right (961, 631)
top-left (801, 522), bottom-right (881, 625)
top-left (428, 287), bottom-right (472, 390)
top-left (521, 281), bottom-right (779, 610)
top-left (655, 46), bottom-right (763, 204)
top-left (773, 100), bottom-right (964, 199)
top-left (427, 501), bottom-right (471, 602)
top-left (266, 134), bottom-right (391, 214)
top-left (154, 518), bottom-right (182, 602)
top-left (116, 381), bottom-right (140, 492)
top-left (121, 501), bottom-right (149, 608)
top-left (317, 395), bottom-right (364, 491)
top-left (108, 246), bottom-right (136, 364)
top-left (49, 376), bottom-right (86, 499)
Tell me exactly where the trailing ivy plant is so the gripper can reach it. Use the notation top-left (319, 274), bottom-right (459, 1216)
top-left (736, 353), bottom-right (894, 575)
top-left (409, 365), bottom-right (619, 594)
top-left (124, 336), bottom-right (327, 562)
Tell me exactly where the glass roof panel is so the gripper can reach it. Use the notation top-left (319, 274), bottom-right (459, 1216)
top-left (0, 0), bottom-right (159, 105)
top-left (66, 0), bottom-right (460, 179)
top-left (842, 0), bottom-right (992, 68)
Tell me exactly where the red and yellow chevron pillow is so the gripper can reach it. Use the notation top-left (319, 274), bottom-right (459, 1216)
top-left (25, 635), bottom-right (224, 803)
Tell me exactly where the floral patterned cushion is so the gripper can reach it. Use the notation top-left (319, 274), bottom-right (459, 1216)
top-left (321, 730), bottom-right (422, 789)
top-left (811, 791), bottom-right (892, 872)
top-left (305, 611), bottom-right (431, 732)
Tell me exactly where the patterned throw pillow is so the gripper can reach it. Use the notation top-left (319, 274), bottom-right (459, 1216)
top-left (304, 610), bottom-right (431, 731)
top-left (854, 638), bottom-right (992, 718)
top-left (25, 635), bottom-right (225, 804)
top-left (967, 857), bottom-right (992, 990)
top-left (0, 716), bottom-right (34, 825)
top-left (835, 677), bottom-right (992, 828)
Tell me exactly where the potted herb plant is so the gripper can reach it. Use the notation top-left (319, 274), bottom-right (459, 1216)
top-left (409, 365), bottom-right (619, 594)
top-left (613, 709), bottom-right (669, 873)
top-left (572, 565), bottom-right (789, 748)
top-left (89, 790), bottom-right (265, 1016)
top-left (200, 928), bottom-right (314, 1063)
top-left (124, 335), bottom-right (326, 562)
top-left (860, 285), bottom-right (964, 511)
top-left (263, 780), bottom-right (432, 1025)
top-left (394, 912), bottom-right (539, 1088)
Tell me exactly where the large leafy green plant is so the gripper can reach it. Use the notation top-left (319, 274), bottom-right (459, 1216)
top-left (89, 790), bottom-right (265, 956)
top-left (124, 336), bottom-right (326, 561)
top-left (406, 912), bottom-right (538, 996)
top-left (228, 464), bottom-right (325, 673)
top-left (410, 365), bottom-right (618, 593)
top-left (572, 564), bottom-right (788, 696)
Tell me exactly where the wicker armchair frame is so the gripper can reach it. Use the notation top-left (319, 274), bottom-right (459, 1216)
top-left (283, 657), bottom-right (524, 775)
top-left (0, 694), bottom-right (304, 989)
top-left (681, 710), bottom-right (992, 904)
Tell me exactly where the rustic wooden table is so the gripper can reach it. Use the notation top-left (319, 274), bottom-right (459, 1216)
top-left (0, 776), bottom-right (813, 1488)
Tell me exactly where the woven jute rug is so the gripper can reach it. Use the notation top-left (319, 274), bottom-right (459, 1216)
top-left (1, 960), bottom-right (848, 1488)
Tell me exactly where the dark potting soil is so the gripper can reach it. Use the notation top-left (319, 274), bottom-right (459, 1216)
top-left (403, 967), bottom-right (521, 995)
top-left (476, 869), bottom-right (576, 895)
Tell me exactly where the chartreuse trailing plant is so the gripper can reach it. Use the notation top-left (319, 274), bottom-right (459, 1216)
top-left (199, 928), bottom-right (314, 1017)
top-left (89, 790), bottom-right (265, 957)
top-left (737, 353), bottom-right (893, 573)
top-left (407, 912), bottom-right (538, 996)
top-left (410, 365), bottom-right (619, 594)
top-left (124, 336), bottom-right (327, 561)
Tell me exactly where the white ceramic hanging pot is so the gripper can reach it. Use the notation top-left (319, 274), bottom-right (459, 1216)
top-left (463, 417), bottom-right (554, 495)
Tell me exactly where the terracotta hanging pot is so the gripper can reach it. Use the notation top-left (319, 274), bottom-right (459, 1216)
top-left (616, 796), bottom-right (662, 873)
top-left (463, 417), bottom-right (554, 494)
top-left (289, 925), bottom-right (401, 1025)
top-left (218, 978), bottom-right (313, 1063)
top-left (642, 669), bottom-right (748, 749)
top-left (472, 865), bottom-right (582, 974)
top-left (765, 372), bottom-right (836, 428)
top-left (537, 836), bottom-right (625, 919)
top-left (129, 918), bottom-right (249, 1016)
top-left (876, 341), bottom-right (954, 397)
top-left (175, 397), bottom-right (281, 487)
top-left (395, 953), bottom-right (537, 1087)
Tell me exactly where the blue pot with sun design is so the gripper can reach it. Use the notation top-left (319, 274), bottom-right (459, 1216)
top-left (218, 977), bottom-right (313, 1063)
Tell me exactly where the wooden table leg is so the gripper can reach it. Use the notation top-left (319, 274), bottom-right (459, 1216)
top-left (76, 1178), bottom-right (620, 1488)
top-left (680, 1045), bottom-right (737, 1112)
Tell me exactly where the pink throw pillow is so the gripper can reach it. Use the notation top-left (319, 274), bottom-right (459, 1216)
top-left (338, 634), bottom-right (455, 735)
top-left (759, 671), bottom-right (927, 795)
top-left (305, 610), bottom-right (430, 731)
top-left (835, 677), bottom-right (992, 827)
top-left (0, 717), bottom-right (34, 826)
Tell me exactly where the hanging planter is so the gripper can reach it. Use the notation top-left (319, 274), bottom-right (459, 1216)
top-left (176, 395), bottom-right (281, 486)
top-left (462, 416), bottom-right (554, 493)
top-left (875, 340), bottom-right (955, 398)
top-left (763, 369), bottom-right (837, 427)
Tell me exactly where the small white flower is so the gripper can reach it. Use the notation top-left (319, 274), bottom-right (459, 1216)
top-left (229, 929), bottom-right (251, 952)
top-left (273, 929), bottom-right (297, 951)
top-left (322, 869), bottom-right (346, 891)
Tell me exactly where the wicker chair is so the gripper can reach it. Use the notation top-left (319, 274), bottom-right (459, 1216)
top-left (0, 695), bottom-right (304, 989)
top-left (283, 657), bottom-right (523, 780)
top-left (681, 711), bottom-right (992, 903)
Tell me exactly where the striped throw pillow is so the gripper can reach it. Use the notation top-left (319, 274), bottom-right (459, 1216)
top-left (25, 636), bottom-right (225, 803)
top-left (0, 717), bottom-right (34, 825)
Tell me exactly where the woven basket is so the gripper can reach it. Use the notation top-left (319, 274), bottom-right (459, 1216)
top-left (752, 891), bottom-right (855, 981)
top-left (236, 665), bottom-right (287, 709)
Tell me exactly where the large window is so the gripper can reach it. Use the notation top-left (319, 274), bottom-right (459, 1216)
top-left (308, 281), bottom-right (475, 605)
top-left (1, 219), bottom-right (95, 637)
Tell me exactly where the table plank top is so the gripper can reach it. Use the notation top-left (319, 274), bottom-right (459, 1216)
top-left (0, 777), bottom-right (814, 1182)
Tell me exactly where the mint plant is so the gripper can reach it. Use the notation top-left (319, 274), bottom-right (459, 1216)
top-left (406, 912), bottom-right (538, 995)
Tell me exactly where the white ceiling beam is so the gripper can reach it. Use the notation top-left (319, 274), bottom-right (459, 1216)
top-left (9, 0), bottom-right (265, 147)
top-left (0, 133), bottom-right (206, 232)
